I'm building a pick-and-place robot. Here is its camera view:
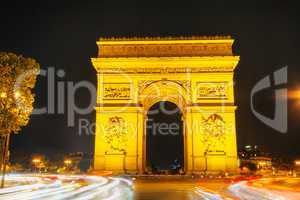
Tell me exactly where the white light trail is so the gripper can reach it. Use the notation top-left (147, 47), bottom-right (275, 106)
top-left (228, 180), bottom-right (300, 200)
top-left (0, 174), bottom-right (133, 200)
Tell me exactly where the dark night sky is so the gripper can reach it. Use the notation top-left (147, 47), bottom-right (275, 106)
top-left (1, 0), bottom-right (300, 160)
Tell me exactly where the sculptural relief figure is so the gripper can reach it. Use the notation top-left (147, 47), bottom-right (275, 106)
top-left (104, 116), bottom-right (128, 154)
top-left (201, 114), bottom-right (226, 153)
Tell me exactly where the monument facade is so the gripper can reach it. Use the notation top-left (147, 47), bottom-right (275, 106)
top-left (92, 36), bottom-right (240, 174)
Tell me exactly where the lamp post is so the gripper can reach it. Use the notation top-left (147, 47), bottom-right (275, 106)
top-left (64, 159), bottom-right (72, 171)
top-left (32, 158), bottom-right (41, 173)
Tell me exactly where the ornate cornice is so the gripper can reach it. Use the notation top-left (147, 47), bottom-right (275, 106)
top-left (91, 56), bottom-right (239, 74)
top-left (97, 42), bottom-right (233, 57)
top-left (99, 35), bottom-right (232, 41)
top-left (96, 36), bottom-right (235, 57)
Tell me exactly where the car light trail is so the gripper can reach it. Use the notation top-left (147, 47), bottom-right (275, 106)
top-left (195, 186), bottom-right (235, 200)
top-left (0, 174), bottom-right (133, 200)
top-left (228, 179), bottom-right (300, 200)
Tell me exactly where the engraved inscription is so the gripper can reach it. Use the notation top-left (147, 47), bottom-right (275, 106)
top-left (197, 82), bottom-right (227, 99)
top-left (103, 83), bottom-right (131, 100)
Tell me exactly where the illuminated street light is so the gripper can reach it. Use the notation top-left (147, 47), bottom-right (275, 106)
top-left (295, 160), bottom-right (300, 166)
top-left (32, 158), bottom-right (41, 164)
top-left (258, 161), bottom-right (267, 166)
top-left (64, 159), bottom-right (72, 165)
top-left (64, 159), bottom-right (72, 171)
top-left (32, 158), bottom-right (41, 173)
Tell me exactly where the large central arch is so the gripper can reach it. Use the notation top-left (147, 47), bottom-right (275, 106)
top-left (139, 80), bottom-right (189, 173)
top-left (146, 101), bottom-right (184, 173)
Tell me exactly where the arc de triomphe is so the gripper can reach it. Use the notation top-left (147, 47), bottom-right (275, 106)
top-left (92, 36), bottom-right (239, 174)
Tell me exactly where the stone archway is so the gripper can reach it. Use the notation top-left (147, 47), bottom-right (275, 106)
top-left (146, 101), bottom-right (184, 173)
top-left (139, 80), bottom-right (189, 112)
top-left (92, 36), bottom-right (240, 174)
top-left (139, 80), bottom-right (189, 173)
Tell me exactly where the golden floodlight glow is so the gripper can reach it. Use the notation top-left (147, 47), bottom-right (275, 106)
top-left (258, 162), bottom-right (267, 166)
top-left (32, 158), bottom-right (41, 164)
top-left (64, 159), bottom-right (72, 165)
top-left (92, 36), bottom-right (240, 174)
top-left (295, 160), bottom-right (300, 166)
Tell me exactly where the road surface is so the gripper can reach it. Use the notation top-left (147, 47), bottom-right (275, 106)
top-left (133, 177), bottom-right (226, 200)
top-left (1, 174), bottom-right (300, 200)
top-left (229, 177), bottom-right (300, 200)
top-left (0, 174), bottom-right (225, 200)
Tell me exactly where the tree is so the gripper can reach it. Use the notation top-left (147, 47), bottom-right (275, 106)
top-left (0, 52), bottom-right (40, 134)
top-left (0, 52), bottom-right (39, 187)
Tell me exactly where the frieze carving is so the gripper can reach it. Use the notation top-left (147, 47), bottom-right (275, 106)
top-left (97, 66), bottom-right (234, 74)
top-left (103, 83), bottom-right (131, 100)
top-left (92, 56), bottom-right (240, 74)
top-left (197, 82), bottom-right (228, 99)
top-left (99, 44), bottom-right (232, 57)
top-left (104, 116), bottom-right (128, 154)
top-left (173, 80), bottom-right (191, 89)
top-left (138, 80), bottom-right (191, 95)
top-left (99, 36), bottom-right (232, 41)
top-left (138, 80), bottom-right (156, 94)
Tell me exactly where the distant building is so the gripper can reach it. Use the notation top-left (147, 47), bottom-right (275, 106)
top-left (294, 159), bottom-right (300, 171)
top-left (64, 152), bottom-right (84, 168)
top-left (65, 152), bottom-right (92, 172)
top-left (249, 156), bottom-right (272, 170)
top-left (239, 145), bottom-right (272, 170)
top-left (239, 145), bottom-right (261, 159)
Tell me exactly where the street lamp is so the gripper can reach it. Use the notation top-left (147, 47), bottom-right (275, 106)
top-left (295, 160), bottom-right (300, 166)
top-left (64, 159), bottom-right (72, 165)
top-left (32, 158), bottom-right (41, 163)
top-left (32, 158), bottom-right (41, 173)
top-left (64, 159), bottom-right (72, 170)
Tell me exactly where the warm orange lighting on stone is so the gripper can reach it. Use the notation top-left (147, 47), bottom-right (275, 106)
top-left (92, 36), bottom-right (240, 174)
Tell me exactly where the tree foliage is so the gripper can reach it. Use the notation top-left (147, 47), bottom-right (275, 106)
top-left (0, 52), bottom-right (39, 136)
